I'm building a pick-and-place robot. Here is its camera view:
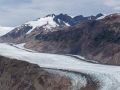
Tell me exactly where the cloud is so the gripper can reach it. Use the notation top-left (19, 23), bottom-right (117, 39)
top-left (0, 0), bottom-right (32, 5)
top-left (114, 6), bottom-right (120, 10)
top-left (102, 0), bottom-right (120, 11)
top-left (0, 0), bottom-right (119, 26)
top-left (89, 0), bottom-right (120, 11)
top-left (103, 0), bottom-right (120, 7)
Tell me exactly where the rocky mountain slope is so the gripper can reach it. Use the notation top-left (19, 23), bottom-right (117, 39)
top-left (0, 55), bottom-right (99, 90)
top-left (0, 55), bottom-right (72, 90)
top-left (24, 12), bottom-right (120, 65)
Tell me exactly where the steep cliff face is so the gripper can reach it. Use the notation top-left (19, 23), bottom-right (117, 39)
top-left (0, 55), bottom-right (99, 90)
top-left (25, 13), bottom-right (120, 65)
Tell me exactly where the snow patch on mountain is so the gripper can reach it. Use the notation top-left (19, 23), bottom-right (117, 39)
top-left (0, 26), bottom-right (14, 36)
top-left (71, 16), bottom-right (75, 18)
top-left (63, 21), bottom-right (70, 26)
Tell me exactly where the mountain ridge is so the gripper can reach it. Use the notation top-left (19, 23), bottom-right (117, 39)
top-left (0, 13), bottom-right (103, 43)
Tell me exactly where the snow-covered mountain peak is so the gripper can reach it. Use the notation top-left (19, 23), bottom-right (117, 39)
top-left (26, 16), bottom-right (58, 28)
top-left (25, 15), bottom-right (59, 34)
top-left (0, 13), bottom-right (103, 37)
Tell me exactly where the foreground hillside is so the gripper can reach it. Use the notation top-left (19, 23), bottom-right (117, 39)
top-left (0, 55), bottom-right (99, 90)
top-left (0, 56), bottom-right (71, 90)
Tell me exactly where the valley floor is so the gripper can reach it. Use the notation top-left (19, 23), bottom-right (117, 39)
top-left (0, 43), bottom-right (120, 90)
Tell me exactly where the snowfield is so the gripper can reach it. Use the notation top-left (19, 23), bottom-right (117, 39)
top-left (0, 43), bottom-right (120, 90)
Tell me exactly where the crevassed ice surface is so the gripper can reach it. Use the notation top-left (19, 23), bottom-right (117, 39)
top-left (0, 43), bottom-right (120, 90)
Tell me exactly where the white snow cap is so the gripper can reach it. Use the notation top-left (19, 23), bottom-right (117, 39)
top-left (25, 14), bottom-right (59, 34)
top-left (26, 14), bottom-right (59, 34)
top-left (25, 14), bottom-right (71, 34)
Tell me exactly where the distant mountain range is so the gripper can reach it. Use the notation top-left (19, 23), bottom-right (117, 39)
top-left (0, 13), bottom-right (103, 42)
top-left (1, 12), bottom-right (120, 65)
top-left (0, 13), bottom-right (103, 38)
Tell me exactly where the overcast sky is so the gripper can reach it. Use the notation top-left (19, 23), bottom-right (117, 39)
top-left (0, 0), bottom-right (120, 27)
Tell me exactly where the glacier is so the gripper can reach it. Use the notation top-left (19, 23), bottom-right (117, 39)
top-left (0, 43), bottom-right (120, 90)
